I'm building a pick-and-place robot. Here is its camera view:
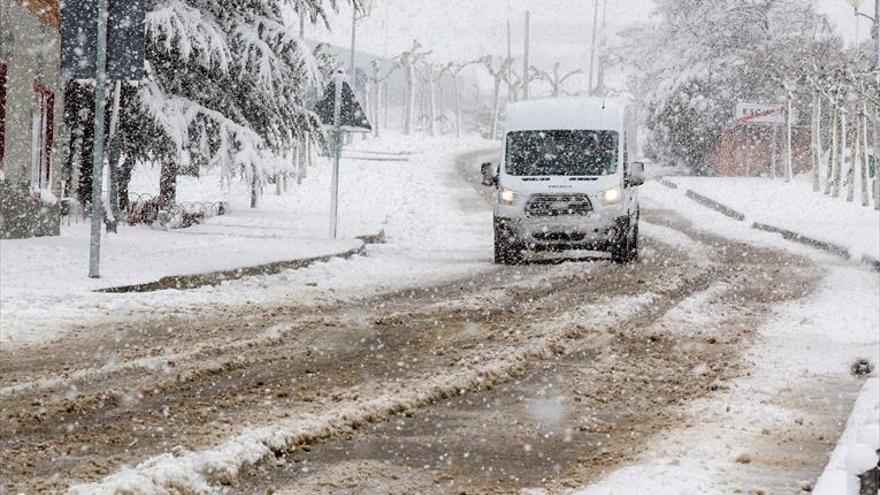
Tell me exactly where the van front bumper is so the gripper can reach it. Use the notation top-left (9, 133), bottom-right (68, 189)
top-left (496, 213), bottom-right (628, 251)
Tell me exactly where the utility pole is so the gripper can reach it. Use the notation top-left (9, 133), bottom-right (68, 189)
top-left (349, 9), bottom-right (357, 82)
top-left (88, 0), bottom-right (109, 278)
top-left (507, 19), bottom-right (514, 101)
top-left (523, 11), bottom-right (531, 101)
top-left (588, 0), bottom-right (600, 96)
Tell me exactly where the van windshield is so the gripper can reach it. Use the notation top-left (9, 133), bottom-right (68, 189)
top-left (505, 130), bottom-right (619, 177)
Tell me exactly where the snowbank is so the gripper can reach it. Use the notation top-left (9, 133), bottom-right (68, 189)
top-left (665, 175), bottom-right (880, 261)
top-left (813, 377), bottom-right (880, 495)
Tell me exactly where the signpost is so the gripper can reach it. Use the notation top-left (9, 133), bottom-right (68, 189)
top-left (62, 0), bottom-right (145, 278)
top-left (735, 102), bottom-right (797, 125)
top-left (735, 101), bottom-right (798, 180)
top-left (314, 69), bottom-right (372, 239)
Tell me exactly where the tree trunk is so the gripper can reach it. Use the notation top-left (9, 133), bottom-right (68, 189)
top-left (770, 125), bottom-right (777, 180)
top-left (833, 111), bottom-right (844, 198)
top-left (404, 64), bottom-right (415, 135)
top-left (372, 80), bottom-right (382, 138)
top-left (811, 92), bottom-right (820, 192)
top-left (846, 110), bottom-right (856, 202)
top-left (250, 165), bottom-right (259, 209)
top-left (159, 160), bottom-right (178, 207)
top-left (454, 75), bottom-right (462, 139)
top-left (427, 66), bottom-right (436, 137)
top-left (875, 105), bottom-right (880, 211)
top-left (784, 95), bottom-right (793, 182)
top-left (491, 77), bottom-right (502, 141)
top-left (826, 105), bottom-right (838, 195)
top-left (117, 154), bottom-right (132, 213)
top-left (860, 99), bottom-right (870, 207)
top-left (104, 142), bottom-right (122, 233)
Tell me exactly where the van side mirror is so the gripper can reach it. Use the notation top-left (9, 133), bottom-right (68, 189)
top-left (481, 162), bottom-right (498, 187)
top-left (626, 161), bottom-right (646, 187)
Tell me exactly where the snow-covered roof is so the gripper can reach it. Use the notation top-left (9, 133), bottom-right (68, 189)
top-left (504, 97), bottom-right (628, 133)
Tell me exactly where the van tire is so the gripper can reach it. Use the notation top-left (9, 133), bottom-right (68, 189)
top-left (494, 218), bottom-right (524, 265)
top-left (611, 216), bottom-right (638, 264)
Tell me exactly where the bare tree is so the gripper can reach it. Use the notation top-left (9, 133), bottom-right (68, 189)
top-left (441, 60), bottom-right (481, 138)
top-left (480, 56), bottom-right (514, 140)
top-left (396, 40), bottom-right (431, 135)
top-left (532, 63), bottom-right (583, 97)
top-left (368, 60), bottom-right (398, 138)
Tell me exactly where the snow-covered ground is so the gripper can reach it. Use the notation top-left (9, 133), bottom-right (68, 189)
top-left (663, 175), bottom-right (880, 262)
top-left (566, 180), bottom-right (880, 495)
top-left (0, 133), bottom-right (495, 349)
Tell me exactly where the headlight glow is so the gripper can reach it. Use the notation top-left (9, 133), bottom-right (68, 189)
top-left (599, 188), bottom-right (622, 205)
top-left (498, 188), bottom-right (518, 205)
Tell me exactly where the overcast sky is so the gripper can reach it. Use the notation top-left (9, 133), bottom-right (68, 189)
top-left (312, 0), bottom-right (870, 60)
top-left (308, 0), bottom-right (870, 95)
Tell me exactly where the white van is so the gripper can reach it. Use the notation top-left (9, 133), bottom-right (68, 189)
top-left (482, 98), bottom-right (644, 265)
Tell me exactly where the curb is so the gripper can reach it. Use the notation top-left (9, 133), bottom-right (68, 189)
top-left (676, 187), bottom-right (879, 271)
top-left (751, 223), bottom-right (852, 260)
top-left (684, 189), bottom-right (747, 221)
top-left (659, 179), bottom-right (679, 189)
top-left (861, 255), bottom-right (880, 272)
top-left (98, 244), bottom-right (366, 293)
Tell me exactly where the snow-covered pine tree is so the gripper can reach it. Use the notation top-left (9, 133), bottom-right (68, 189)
top-left (120, 0), bottom-right (355, 206)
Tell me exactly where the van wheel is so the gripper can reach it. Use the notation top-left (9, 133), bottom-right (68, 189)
top-left (627, 222), bottom-right (640, 262)
top-left (494, 218), bottom-right (524, 265)
top-left (611, 217), bottom-right (636, 264)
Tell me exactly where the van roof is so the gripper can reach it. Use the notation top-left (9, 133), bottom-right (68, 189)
top-left (504, 97), bottom-right (628, 133)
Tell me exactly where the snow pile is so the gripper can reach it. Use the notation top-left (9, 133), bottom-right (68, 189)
top-left (813, 376), bottom-right (880, 495)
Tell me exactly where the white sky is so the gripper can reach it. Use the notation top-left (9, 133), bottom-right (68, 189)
top-left (309, 0), bottom-right (871, 94)
top-left (312, 0), bottom-right (871, 60)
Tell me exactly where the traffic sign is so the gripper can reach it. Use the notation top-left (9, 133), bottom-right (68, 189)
top-left (62, 0), bottom-right (146, 80)
top-left (315, 73), bottom-right (372, 133)
top-left (735, 102), bottom-right (797, 125)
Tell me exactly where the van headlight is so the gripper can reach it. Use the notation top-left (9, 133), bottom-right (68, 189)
top-left (598, 188), bottom-right (622, 205)
top-left (498, 188), bottom-right (518, 206)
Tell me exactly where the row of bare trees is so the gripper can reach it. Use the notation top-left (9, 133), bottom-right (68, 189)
top-left (359, 39), bottom-right (584, 140)
top-left (805, 61), bottom-right (879, 210)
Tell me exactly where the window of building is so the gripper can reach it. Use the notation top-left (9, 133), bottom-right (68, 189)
top-left (31, 83), bottom-right (54, 190)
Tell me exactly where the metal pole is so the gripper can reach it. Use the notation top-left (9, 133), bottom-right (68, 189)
top-left (330, 73), bottom-right (343, 239)
top-left (523, 11), bottom-right (530, 101)
top-left (785, 96), bottom-right (793, 182)
top-left (588, 0), bottom-right (600, 96)
top-left (349, 9), bottom-right (357, 84)
top-left (771, 124), bottom-right (778, 180)
top-left (88, 0), bottom-right (109, 278)
top-left (875, 0), bottom-right (880, 70)
top-left (506, 19), bottom-right (513, 101)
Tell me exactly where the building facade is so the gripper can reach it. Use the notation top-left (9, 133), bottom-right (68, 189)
top-left (0, 0), bottom-right (63, 239)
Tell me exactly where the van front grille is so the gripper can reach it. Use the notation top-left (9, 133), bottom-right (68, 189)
top-left (526, 194), bottom-right (593, 217)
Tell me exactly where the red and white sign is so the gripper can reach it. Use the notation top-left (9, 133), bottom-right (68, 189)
top-left (735, 102), bottom-right (797, 125)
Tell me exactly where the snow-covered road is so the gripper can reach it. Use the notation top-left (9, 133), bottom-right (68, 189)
top-left (3, 146), bottom-right (864, 495)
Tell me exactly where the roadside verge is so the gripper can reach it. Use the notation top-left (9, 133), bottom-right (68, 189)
top-left (661, 178), bottom-right (880, 270)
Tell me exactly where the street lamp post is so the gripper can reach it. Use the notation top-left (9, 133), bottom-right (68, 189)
top-left (848, 0), bottom-right (879, 69)
top-left (349, 0), bottom-right (377, 84)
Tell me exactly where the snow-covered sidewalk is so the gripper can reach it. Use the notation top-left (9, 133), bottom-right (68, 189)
top-left (1, 133), bottom-right (495, 349)
top-left (662, 175), bottom-right (880, 262)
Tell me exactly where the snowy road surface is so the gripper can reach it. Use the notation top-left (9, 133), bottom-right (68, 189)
top-left (0, 150), bottom-right (873, 494)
